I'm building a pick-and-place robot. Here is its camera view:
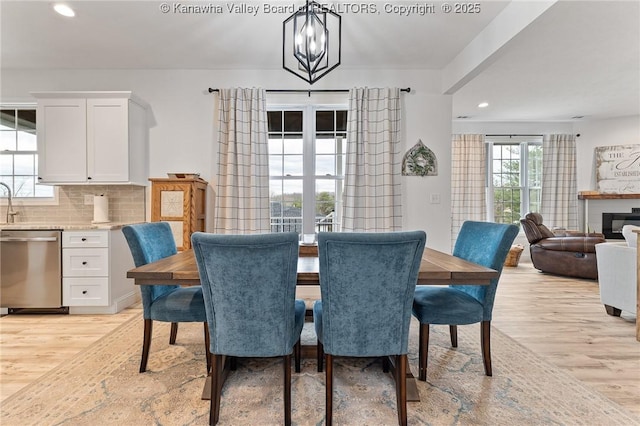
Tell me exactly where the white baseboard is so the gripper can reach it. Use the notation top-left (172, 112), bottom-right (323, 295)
top-left (69, 291), bottom-right (141, 315)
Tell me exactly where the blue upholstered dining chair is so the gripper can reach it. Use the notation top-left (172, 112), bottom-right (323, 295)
top-left (122, 222), bottom-right (211, 374)
top-left (412, 220), bottom-right (518, 381)
top-left (191, 231), bottom-right (306, 426)
top-left (313, 231), bottom-right (426, 426)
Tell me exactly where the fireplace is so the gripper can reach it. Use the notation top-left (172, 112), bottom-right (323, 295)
top-left (602, 212), bottom-right (640, 239)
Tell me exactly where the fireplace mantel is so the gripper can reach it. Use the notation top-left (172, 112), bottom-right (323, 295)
top-left (578, 191), bottom-right (640, 233)
top-left (578, 191), bottom-right (640, 200)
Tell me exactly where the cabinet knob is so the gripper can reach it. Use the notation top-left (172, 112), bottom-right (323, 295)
top-left (82, 290), bottom-right (87, 294)
top-left (82, 261), bottom-right (88, 265)
top-left (81, 238), bottom-right (87, 241)
top-left (87, 176), bottom-right (92, 180)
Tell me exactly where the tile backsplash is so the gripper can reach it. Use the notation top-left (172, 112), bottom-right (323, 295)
top-left (3, 185), bottom-right (146, 224)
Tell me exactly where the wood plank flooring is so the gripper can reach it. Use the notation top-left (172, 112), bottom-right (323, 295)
top-left (1, 262), bottom-right (638, 417)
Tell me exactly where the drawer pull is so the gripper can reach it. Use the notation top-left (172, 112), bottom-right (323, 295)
top-left (81, 238), bottom-right (87, 242)
top-left (82, 261), bottom-right (88, 265)
top-left (82, 290), bottom-right (88, 294)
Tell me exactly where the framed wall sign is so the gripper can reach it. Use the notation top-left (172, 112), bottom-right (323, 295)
top-left (595, 144), bottom-right (640, 194)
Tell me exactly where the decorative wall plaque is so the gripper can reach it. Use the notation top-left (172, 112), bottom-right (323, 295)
top-left (402, 139), bottom-right (437, 176)
top-left (595, 144), bottom-right (640, 194)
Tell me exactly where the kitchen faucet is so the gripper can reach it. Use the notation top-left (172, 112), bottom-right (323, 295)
top-left (0, 182), bottom-right (18, 223)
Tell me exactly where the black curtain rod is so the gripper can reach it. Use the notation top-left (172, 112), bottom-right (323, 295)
top-left (485, 134), bottom-right (581, 138)
top-left (485, 134), bottom-right (543, 137)
top-left (208, 87), bottom-right (411, 96)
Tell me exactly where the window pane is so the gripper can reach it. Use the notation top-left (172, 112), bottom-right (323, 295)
top-left (316, 180), bottom-right (340, 232)
top-left (270, 178), bottom-right (303, 233)
top-left (283, 111), bottom-right (302, 132)
top-left (13, 176), bottom-right (34, 197)
top-left (316, 111), bottom-right (334, 131)
top-left (282, 155), bottom-right (303, 176)
top-left (269, 155), bottom-right (283, 176)
top-left (267, 111), bottom-right (282, 132)
top-left (0, 155), bottom-right (13, 174)
top-left (316, 155), bottom-right (335, 176)
top-left (0, 110), bottom-right (15, 130)
top-left (17, 110), bottom-right (36, 131)
top-left (17, 130), bottom-right (36, 151)
top-left (35, 183), bottom-right (53, 197)
top-left (14, 154), bottom-right (34, 175)
top-left (268, 137), bottom-right (283, 155)
top-left (0, 131), bottom-right (16, 150)
top-left (283, 136), bottom-right (303, 154)
top-left (316, 138), bottom-right (335, 154)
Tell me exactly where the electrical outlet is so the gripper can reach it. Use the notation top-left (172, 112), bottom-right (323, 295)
top-left (430, 193), bottom-right (441, 204)
top-left (84, 195), bottom-right (94, 205)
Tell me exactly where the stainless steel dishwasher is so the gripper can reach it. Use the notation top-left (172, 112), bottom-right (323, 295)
top-left (0, 229), bottom-right (67, 313)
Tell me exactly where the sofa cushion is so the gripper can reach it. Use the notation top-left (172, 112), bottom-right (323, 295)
top-left (622, 224), bottom-right (640, 248)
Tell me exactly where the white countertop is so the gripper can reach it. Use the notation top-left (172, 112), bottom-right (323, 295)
top-left (0, 222), bottom-right (143, 231)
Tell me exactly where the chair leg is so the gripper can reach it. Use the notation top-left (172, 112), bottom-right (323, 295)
top-left (284, 354), bottom-right (292, 426)
top-left (481, 320), bottom-right (492, 376)
top-left (395, 354), bottom-right (408, 426)
top-left (317, 341), bottom-right (324, 373)
top-left (169, 322), bottom-right (178, 344)
top-left (210, 354), bottom-right (223, 425)
top-left (325, 353), bottom-right (333, 426)
top-left (294, 338), bottom-right (301, 373)
top-left (139, 319), bottom-right (153, 373)
top-left (604, 305), bottom-right (622, 317)
top-left (449, 325), bottom-right (458, 347)
top-left (203, 322), bottom-right (211, 374)
top-left (418, 323), bottom-right (429, 381)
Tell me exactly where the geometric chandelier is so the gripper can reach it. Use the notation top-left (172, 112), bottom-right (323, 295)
top-left (283, 0), bottom-right (341, 84)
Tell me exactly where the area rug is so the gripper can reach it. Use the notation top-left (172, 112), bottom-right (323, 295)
top-left (1, 317), bottom-right (638, 426)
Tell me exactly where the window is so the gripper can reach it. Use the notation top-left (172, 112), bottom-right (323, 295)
top-left (0, 107), bottom-right (55, 200)
top-left (268, 106), bottom-right (347, 234)
top-left (486, 136), bottom-right (542, 225)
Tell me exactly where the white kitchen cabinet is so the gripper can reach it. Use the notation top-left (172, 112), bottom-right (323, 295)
top-left (62, 229), bottom-right (139, 314)
top-left (33, 91), bottom-right (149, 185)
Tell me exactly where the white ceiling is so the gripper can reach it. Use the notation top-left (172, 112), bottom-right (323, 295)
top-left (1, 1), bottom-right (638, 121)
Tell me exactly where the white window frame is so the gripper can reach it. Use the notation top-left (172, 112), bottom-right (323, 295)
top-left (268, 104), bottom-right (347, 235)
top-left (486, 135), bottom-right (542, 225)
top-left (1, 104), bottom-right (59, 206)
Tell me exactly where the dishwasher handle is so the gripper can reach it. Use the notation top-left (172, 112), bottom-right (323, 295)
top-left (0, 236), bottom-right (59, 242)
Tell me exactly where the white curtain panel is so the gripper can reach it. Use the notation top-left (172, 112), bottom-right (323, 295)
top-left (451, 134), bottom-right (486, 246)
top-left (541, 134), bottom-right (578, 230)
top-left (342, 87), bottom-right (402, 232)
top-left (214, 88), bottom-right (270, 234)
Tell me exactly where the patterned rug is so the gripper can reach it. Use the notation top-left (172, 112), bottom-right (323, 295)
top-left (1, 316), bottom-right (638, 426)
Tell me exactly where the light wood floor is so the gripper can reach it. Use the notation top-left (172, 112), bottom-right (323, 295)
top-left (1, 262), bottom-right (638, 417)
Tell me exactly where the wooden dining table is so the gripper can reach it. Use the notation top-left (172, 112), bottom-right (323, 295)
top-left (127, 246), bottom-right (498, 287)
top-left (127, 245), bottom-right (499, 402)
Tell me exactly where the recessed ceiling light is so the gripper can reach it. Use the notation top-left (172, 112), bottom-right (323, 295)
top-left (54, 4), bottom-right (75, 17)
top-left (477, 102), bottom-right (489, 108)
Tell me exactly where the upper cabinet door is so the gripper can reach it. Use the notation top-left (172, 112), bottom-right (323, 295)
top-left (33, 91), bottom-right (149, 185)
top-left (37, 98), bottom-right (87, 183)
top-left (87, 98), bottom-right (129, 182)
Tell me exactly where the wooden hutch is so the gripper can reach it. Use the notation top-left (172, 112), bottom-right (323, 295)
top-left (150, 176), bottom-right (207, 250)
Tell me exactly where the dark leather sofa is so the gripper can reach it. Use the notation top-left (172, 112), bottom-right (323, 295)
top-left (520, 212), bottom-right (606, 280)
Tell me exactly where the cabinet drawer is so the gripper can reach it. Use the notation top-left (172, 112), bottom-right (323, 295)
top-left (63, 277), bottom-right (108, 306)
top-left (63, 231), bottom-right (108, 248)
top-left (63, 248), bottom-right (109, 276)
